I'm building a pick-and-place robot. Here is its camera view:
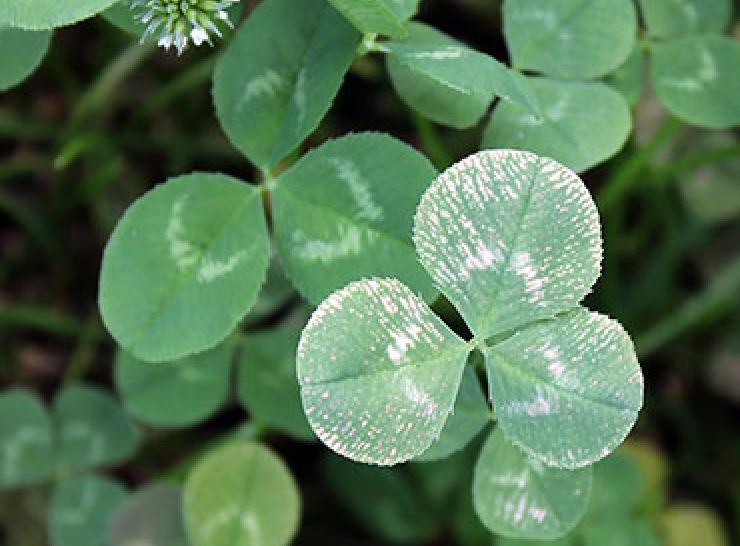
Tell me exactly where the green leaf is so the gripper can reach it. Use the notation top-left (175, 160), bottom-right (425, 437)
top-left (482, 77), bottom-right (632, 172)
top-left (416, 367), bottom-right (490, 462)
top-left (272, 132), bottom-right (437, 304)
top-left (638, 0), bottom-right (732, 38)
top-left (605, 48), bottom-right (644, 106)
top-left (100, 2), bottom-right (147, 36)
top-left (0, 0), bottom-right (118, 30)
top-left (414, 149), bottom-right (602, 340)
top-left (54, 384), bottom-right (140, 472)
top-left (0, 389), bottom-right (54, 488)
top-left (473, 428), bottom-right (592, 540)
top-left (213, 0), bottom-right (360, 171)
top-left (99, 173), bottom-right (270, 363)
top-left (237, 329), bottom-right (315, 441)
top-left (183, 442), bottom-right (300, 546)
top-left (584, 452), bottom-right (644, 522)
top-left (49, 476), bottom-right (128, 546)
top-left (297, 278), bottom-right (471, 465)
top-left (651, 35), bottom-right (740, 129)
top-left (383, 24), bottom-right (540, 124)
top-left (324, 455), bottom-right (440, 542)
top-left (485, 308), bottom-right (643, 469)
top-left (385, 23), bottom-right (495, 128)
top-left (109, 483), bottom-right (188, 546)
top-left (327, 0), bottom-right (415, 38)
top-left (502, 0), bottom-right (637, 79)
top-left (114, 342), bottom-right (234, 428)
top-left (0, 28), bottom-right (51, 92)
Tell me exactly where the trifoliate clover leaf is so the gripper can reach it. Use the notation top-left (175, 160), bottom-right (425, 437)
top-left (299, 149), bottom-right (643, 479)
top-left (297, 278), bottom-right (471, 465)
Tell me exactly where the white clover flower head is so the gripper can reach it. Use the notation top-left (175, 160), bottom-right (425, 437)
top-left (130, 0), bottom-right (240, 55)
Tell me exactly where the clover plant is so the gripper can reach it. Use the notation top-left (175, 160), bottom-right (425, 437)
top-left (1, 0), bottom-right (739, 545)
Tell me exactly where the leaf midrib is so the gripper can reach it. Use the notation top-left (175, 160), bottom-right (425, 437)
top-left (129, 189), bottom-right (260, 353)
top-left (301, 342), bottom-right (470, 388)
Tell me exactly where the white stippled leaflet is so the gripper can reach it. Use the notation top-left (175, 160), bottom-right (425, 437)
top-left (485, 308), bottom-right (643, 469)
top-left (414, 149), bottom-right (602, 341)
top-left (473, 428), bottom-right (592, 539)
top-left (297, 278), bottom-right (471, 465)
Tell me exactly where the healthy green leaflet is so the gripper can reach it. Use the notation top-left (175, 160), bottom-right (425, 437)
top-left (99, 172), bottom-right (270, 363)
top-left (213, 0), bottom-right (360, 172)
top-left (502, 0), bottom-right (637, 80)
top-left (272, 132), bottom-right (437, 304)
top-left (0, 0), bottom-right (118, 30)
top-left (0, 28), bottom-right (51, 92)
top-left (183, 442), bottom-right (300, 546)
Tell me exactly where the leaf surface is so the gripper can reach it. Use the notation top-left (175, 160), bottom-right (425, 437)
top-left (0, 389), bottom-right (54, 487)
top-left (115, 341), bottom-right (234, 428)
top-left (54, 385), bottom-right (140, 472)
top-left (99, 173), bottom-right (269, 362)
top-left (483, 77), bottom-right (631, 172)
top-left (651, 35), bottom-right (740, 129)
top-left (473, 428), bottom-right (592, 539)
top-left (414, 149), bottom-right (602, 340)
top-left (183, 442), bottom-right (300, 546)
top-left (272, 132), bottom-right (437, 304)
top-left (485, 309), bottom-right (643, 469)
top-left (0, 28), bottom-right (51, 91)
top-left (297, 278), bottom-right (471, 465)
top-left (213, 0), bottom-right (360, 170)
top-left (502, 0), bottom-right (637, 79)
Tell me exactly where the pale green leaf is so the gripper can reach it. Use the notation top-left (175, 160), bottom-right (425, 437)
top-left (297, 278), bottom-right (471, 465)
top-left (327, 0), bottom-right (415, 38)
top-left (639, 0), bottom-right (732, 38)
top-left (272, 132), bottom-right (437, 304)
top-left (0, 389), bottom-right (54, 488)
top-left (651, 35), bottom-right (740, 129)
top-left (483, 77), bottom-right (632, 172)
top-left (502, 0), bottom-right (637, 79)
top-left (473, 428), bottom-right (592, 540)
top-left (384, 25), bottom-right (540, 123)
top-left (114, 341), bottom-right (234, 428)
top-left (237, 329), bottom-right (314, 441)
top-left (183, 442), bottom-right (300, 546)
top-left (49, 476), bottom-right (127, 546)
top-left (414, 149), bottom-right (602, 340)
top-left (99, 173), bottom-right (270, 363)
top-left (54, 384), bottom-right (140, 472)
top-left (213, 0), bottom-right (360, 171)
top-left (0, 28), bottom-right (51, 92)
top-left (485, 308), bottom-right (643, 469)
top-left (0, 0), bottom-right (118, 29)
top-left (324, 455), bottom-right (439, 542)
top-left (109, 483), bottom-right (188, 546)
top-left (606, 48), bottom-right (644, 106)
top-left (416, 367), bottom-right (490, 462)
top-left (385, 23), bottom-right (495, 128)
